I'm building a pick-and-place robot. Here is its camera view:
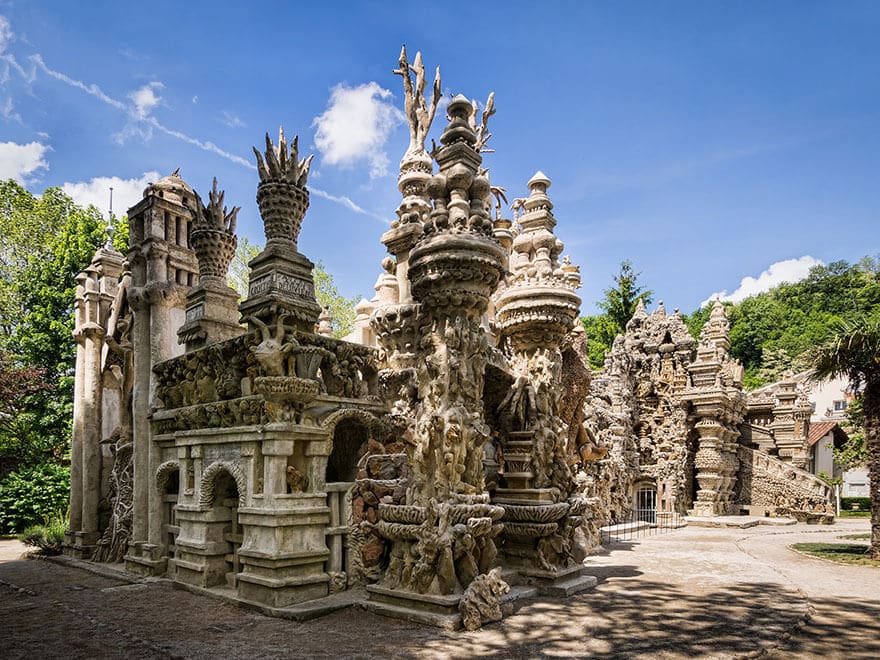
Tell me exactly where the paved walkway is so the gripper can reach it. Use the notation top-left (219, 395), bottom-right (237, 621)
top-left (0, 520), bottom-right (877, 658)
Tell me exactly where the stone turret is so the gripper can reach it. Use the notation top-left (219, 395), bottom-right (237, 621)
top-left (239, 128), bottom-right (320, 333)
top-left (124, 169), bottom-right (198, 574)
top-left (177, 178), bottom-right (244, 352)
top-left (491, 171), bottom-right (593, 593)
top-left (681, 301), bottom-right (746, 516)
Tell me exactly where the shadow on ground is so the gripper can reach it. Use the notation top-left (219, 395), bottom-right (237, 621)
top-left (1, 556), bottom-right (879, 659)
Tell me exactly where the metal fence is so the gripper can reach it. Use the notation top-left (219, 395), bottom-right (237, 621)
top-left (600, 510), bottom-right (685, 545)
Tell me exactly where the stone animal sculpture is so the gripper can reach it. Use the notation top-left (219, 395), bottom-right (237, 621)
top-left (249, 313), bottom-right (297, 376)
top-left (459, 567), bottom-right (510, 631)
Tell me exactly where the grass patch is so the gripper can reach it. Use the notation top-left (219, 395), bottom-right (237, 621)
top-left (790, 542), bottom-right (880, 567)
top-left (839, 533), bottom-right (871, 540)
top-left (838, 510), bottom-right (871, 518)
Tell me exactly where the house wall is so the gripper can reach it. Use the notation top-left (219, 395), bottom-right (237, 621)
top-left (843, 468), bottom-right (870, 498)
top-left (811, 432), bottom-right (836, 477)
top-left (809, 375), bottom-right (851, 422)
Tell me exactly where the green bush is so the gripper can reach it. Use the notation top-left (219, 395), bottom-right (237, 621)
top-left (0, 463), bottom-right (70, 534)
top-left (19, 515), bottom-right (66, 555)
top-left (841, 497), bottom-right (872, 511)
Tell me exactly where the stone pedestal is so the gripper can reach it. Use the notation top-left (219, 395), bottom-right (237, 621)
top-left (177, 284), bottom-right (243, 351)
top-left (364, 584), bottom-right (463, 629)
top-left (236, 497), bottom-right (331, 607)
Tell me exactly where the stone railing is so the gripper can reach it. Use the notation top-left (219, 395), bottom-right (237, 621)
top-left (736, 445), bottom-right (833, 516)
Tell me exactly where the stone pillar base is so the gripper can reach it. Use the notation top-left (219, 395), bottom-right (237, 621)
top-left (364, 584), bottom-right (463, 630)
top-left (517, 564), bottom-right (597, 597)
top-left (124, 542), bottom-right (169, 577)
top-left (63, 530), bottom-right (100, 560)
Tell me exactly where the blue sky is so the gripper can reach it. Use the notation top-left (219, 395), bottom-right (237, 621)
top-left (1, 1), bottom-right (878, 314)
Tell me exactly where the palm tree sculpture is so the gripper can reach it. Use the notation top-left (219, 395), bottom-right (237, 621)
top-left (810, 314), bottom-right (880, 559)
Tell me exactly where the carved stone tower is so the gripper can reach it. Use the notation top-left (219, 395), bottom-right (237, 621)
top-left (682, 301), bottom-right (746, 517)
top-left (124, 170), bottom-right (198, 574)
top-left (67, 235), bottom-right (125, 558)
top-left (238, 129), bottom-right (320, 333)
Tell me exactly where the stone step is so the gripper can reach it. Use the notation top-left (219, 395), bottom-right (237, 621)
top-left (361, 599), bottom-right (461, 630)
top-left (538, 573), bottom-right (598, 597)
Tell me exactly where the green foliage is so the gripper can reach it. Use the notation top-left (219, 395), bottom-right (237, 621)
top-left (840, 497), bottom-right (872, 511)
top-left (0, 180), bottom-right (121, 469)
top-left (682, 258), bottom-right (880, 389)
top-left (597, 260), bottom-right (653, 332)
top-left (0, 463), bottom-right (70, 534)
top-left (835, 396), bottom-right (867, 470)
top-left (313, 260), bottom-right (360, 339)
top-left (228, 235), bottom-right (261, 298)
top-left (19, 511), bottom-right (67, 555)
top-left (582, 260), bottom-right (652, 369)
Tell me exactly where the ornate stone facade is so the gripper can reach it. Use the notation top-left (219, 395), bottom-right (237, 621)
top-left (67, 46), bottom-right (833, 631)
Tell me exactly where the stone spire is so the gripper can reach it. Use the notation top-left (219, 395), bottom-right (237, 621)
top-left (239, 128), bottom-right (321, 334)
top-left (177, 178), bottom-right (244, 351)
top-left (491, 169), bottom-right (590, 587)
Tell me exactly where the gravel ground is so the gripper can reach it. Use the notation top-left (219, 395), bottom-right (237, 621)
top-left (1, 519), bottom-right (877, 659)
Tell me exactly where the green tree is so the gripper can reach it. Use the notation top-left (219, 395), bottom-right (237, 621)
top-left (835, 396), bottom-right (867, 471)
top-left (809, 313), bottom-right (880, 559)
top-left (582, 260), bottom-right (653, 369)
top-left (598, 260), bottom-right (653, 331)
top-left (313, 261), bottom-right (359, 339)
top-left (0, 181), bottom-right (114, 468)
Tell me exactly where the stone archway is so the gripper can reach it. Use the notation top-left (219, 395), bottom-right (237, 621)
top-left (155, 461), bottom-right (180, 559)
top-left (198, 461), bottom-right (245, 587)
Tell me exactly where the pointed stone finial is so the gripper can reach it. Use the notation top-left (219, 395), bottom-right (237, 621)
top-left (632, 298), bottom-right (648, 320)
top-left (654, 300), bottom-right (667, 317)
top-left (527, 170), bottom-right (551, 192)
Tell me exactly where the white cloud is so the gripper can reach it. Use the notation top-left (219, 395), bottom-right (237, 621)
top-left (702, 255), bottom-right (823, 306)
top-left (0, 140), bottom-right (49, 181)
top-left (129, 81), bottom-right (163, 119)
top-left (0, 15), bottom-right (12, 54)
top-left (1, 96), bottom-right (20, 122)
top-left (62, 171), bottom-right (161, 217)
top-left (312, 81), bottom-right (403, 178)
top-left (191, 95), bottom-right (198, 104)
top-left (220, 110), bottom-right (245, 128)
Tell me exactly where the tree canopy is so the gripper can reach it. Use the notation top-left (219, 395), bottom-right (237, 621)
top-left (0, 180), bottom-right (122, 471)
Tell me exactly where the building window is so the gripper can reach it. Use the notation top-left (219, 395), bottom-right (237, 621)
top-left (833, 400), bottom-right (847, 412)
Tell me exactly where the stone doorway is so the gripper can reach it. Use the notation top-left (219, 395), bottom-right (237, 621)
top-left (161, 469), bottom-right (180, 560)
top-left (635, 483), bottom-right (657, 524)
top-left (324, 417), bottom-right (369, 588)
top-left (212, 471), bottom-right (241, 588)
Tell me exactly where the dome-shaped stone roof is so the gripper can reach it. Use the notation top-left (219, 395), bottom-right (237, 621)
top-left (144, 168), bottom-right (194, 206)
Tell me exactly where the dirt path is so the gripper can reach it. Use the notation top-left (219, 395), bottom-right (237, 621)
top-left (1, 521), bottom-right (876, 658)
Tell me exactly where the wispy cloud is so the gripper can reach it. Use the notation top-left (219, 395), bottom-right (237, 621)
top-left (0, 139), bottom-right (50, 182)
top-left (62, 171), bottom-right (161, 217)
top-left (1, 14), bottom-right (384, 220)
top-left (0, 95), bottom-right (20, 122)
top-left (220, 110), bottom-right (245, 128)
top-left (312, 81), bottom-right (404, 178)
top-left (701, 255), bottom-right (822, 306)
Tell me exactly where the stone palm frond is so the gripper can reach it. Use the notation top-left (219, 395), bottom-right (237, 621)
top-left (253, 126), bottom-right (314, 186)
top-left (201, 177), bottom-right (239, 234)
top-left (472, 92), bottom-right (496, 153)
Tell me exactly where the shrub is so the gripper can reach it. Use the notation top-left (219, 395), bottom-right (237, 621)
top-left (19, 514), bottom-right (66, 555)
top-left (841, 497), bottom-right (872, 511)
top-left (0, 463), bottom-right (70, 534)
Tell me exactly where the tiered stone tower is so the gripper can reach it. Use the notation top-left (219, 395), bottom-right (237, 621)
top-left (682, 301), bottom-right (746, 516)
top-left (239, 129), bottom-right (320, 332)
top-left (492, 172), bottom-right (595, 594)
top-left (366, 88), bottom-right (509, 628)
top-left (124, 171), bottom-right (199, 574)
top-left (177, 178), bottom-right (243, 351)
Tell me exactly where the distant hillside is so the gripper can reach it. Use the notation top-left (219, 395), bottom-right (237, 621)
top-left (684, 257), bottom-right (880, 389)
